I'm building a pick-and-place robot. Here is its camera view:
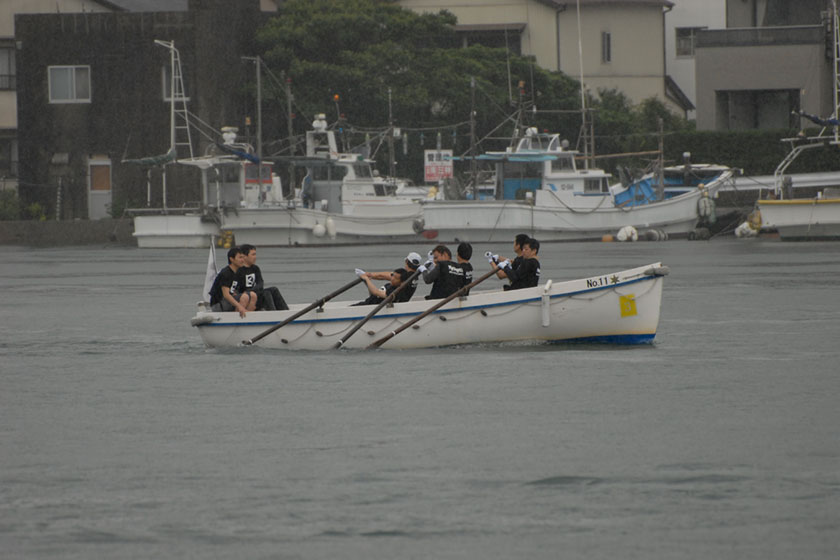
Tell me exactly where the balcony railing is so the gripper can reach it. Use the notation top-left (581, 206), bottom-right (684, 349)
top-left (697, 26), bottom-right (824, 48)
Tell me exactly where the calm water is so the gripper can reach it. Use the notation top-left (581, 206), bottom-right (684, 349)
top-left (1, 239), bottom-right (838, 559)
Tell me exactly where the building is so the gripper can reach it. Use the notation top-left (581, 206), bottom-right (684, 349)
top-left (12, 0), bottom-right (278, 219)
top-left (396, 0), bottom-right (687, 114)
top-left (2, 1), bottom-right (128, 196)
top-left (694, 0), bottom-right (835, 130)
top-left (664, 0), bottom-right (726, 120)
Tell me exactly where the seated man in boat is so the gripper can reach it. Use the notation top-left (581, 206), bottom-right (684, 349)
top-left (491, 233), bottom-right (530, 280)
top-left (455, 242), bottom-right (473, 295)
top-left (364, 252), bottom-right (422, 301)
top-left (420, 245), bottom-right (464, 300)
top-left (493, 237), bottom-right (541, 290)
top-left (352, 268), bottom-right (409, 306)
top-left (209, 247), bottom-right (256, 317)
top-left (237, 244), bottom-right (289, 311)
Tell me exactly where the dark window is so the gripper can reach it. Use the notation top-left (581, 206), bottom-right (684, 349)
top-left (676, 27), bottom-right (704, 57)
top-left (0, 46), bottom-right (15, 90)
top-left (601, 32), bottom-right (611, 63)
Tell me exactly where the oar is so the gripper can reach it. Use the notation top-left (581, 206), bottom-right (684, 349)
top-left (367, 267), bottom-right (498, 350)
top-left (242, 277), bottom-right (363, 346)
top-left (334, 268), bottom-right (423, 349)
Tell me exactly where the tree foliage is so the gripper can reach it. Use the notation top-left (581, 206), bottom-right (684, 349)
top-left (256, 0), bottom-right (582, 174)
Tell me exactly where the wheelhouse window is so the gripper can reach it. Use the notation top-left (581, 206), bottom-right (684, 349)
top-left (0, 44), bottom-right (15, 90)
top-left (584, 178), bottom-right (609, 194)
top-left (601, 32), bottom-right (612, 63)
top-left (551, 156), bottom-right (575, 172)
top-left (352, 163), bottom-right (372, 179)
top-left (48, 66), bottom-right (91, 103)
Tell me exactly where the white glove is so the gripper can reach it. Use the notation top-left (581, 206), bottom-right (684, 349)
top-left (486, 252), bottom-right (499, 264)
top-left (424, 260), bottom-right (433, 267)
top-left (497, 260), bottom-right (510, 270)
top-left (427, 250), bottom-right (434, 260)
top-left (355, 268), bottom-right (365, 277)
top-left (417, 264), bottom-right (427, 273)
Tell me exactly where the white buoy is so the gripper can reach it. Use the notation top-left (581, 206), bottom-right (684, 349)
top-left (325, 216), bottom-right (336, 239)
top-left (616, 225), bottom-right (638, 242)
top-left (312, 222), bottom-right (326, 237)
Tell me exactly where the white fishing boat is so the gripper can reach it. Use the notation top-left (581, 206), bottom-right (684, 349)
top-left (219, 115), bottom-right (425, 246)
top-left (130, 41), bottom-right (424, 248)
top-left (758, 188), bottom-right (840, 240)
top-left (419, 128), bottom-right (736, 242)
top-left (191, 262), bottom-right (668, 350)
top-left (752, 0), bottom-right (840, 241)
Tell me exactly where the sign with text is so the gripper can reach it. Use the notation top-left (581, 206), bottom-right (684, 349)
top-left (424, 150), bottom-right (453, 182)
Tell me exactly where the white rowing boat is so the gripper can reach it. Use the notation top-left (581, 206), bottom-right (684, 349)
top-left (191, 262), bottom-right (668, 350)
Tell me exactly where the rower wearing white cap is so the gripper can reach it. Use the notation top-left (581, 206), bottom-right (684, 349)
top-left (359, 251), bottom-right (423, 301)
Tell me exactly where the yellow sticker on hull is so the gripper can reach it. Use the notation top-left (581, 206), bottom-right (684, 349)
top-left (619, 294), bottom-right (637, 317)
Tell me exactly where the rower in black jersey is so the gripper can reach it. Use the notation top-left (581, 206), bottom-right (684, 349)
top-left (455, 242), bottom-right (473, 295)
top-left (420, 245), bottom-right (464, 299)
top-left (352, 268), bottom-right (410, 306)
top-left (363, 252), bottom-right (422, 301)
top-left (493, 237), bottom-right (541, 290)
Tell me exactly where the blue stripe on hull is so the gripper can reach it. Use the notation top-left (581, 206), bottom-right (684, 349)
top-left (553, 333), bottom-right (656, 345)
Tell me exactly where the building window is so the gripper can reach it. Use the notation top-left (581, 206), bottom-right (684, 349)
top-left (676, 27), bottom-right (704, 57)
top-left (0, 135), bottom-right (18, 177)
top-left (601, 32), bottom-right (611, 63)
top-left (0, 45), bottom-right (15, 90)
top-left (48, 66), bottom-right (91, 103)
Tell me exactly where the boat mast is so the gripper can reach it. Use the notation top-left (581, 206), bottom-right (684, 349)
top-left (576, 0), bottom-right (591, 169)
top-left (833, 0), bottom-right (839, 143)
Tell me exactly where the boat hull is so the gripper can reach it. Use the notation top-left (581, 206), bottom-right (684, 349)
top-left (758, 197), bottom-right (840, 240)
top-left (191, 263), bottom-right (666, 350)
top-left (422, 179), bottom-right (728, 243)
top-left (133, 214), bottom-right (220, 248)
top-left (221, 205), bottom-right (426, 246)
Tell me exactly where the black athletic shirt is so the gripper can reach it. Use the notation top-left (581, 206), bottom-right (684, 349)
top-left (209, 266), bottom-right (241, 305)
top-left (423, 260), bottom-right (464, 300)
top-left (505, 257), bottom-right (540, 290)
top-left (236, 265), bottom-right (264, 293)
top-left (356, 282), bottom-right (402, 306)
top-left (457, 262), bottom-right (473, 295)
top-left (402, 267), bottom-right (419, 300)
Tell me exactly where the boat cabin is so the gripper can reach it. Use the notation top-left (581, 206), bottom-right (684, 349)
top-left (477, 128), bottom-right (613, 208)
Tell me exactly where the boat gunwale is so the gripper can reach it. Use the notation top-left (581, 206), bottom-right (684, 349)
top-left (195, 272), bottom-right (660, 329)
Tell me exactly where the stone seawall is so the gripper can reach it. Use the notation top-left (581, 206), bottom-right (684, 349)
top-left (0, 219), bottom-right (135, 247)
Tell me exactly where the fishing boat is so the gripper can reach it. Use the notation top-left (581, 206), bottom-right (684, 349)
top-left (752, 0), bottom-right (840, 241)
top-left (758, 186), bottom-right (840, 240)
top-left (218, 114), bottom-right (425, 246)
top-left (191, 262), bottom-right (668, 350)
top-left (130, 41), bottom-right (424, 248)
top-left (418, 127), bottom-right (736, 242)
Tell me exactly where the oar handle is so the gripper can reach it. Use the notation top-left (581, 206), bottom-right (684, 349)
top-left (334, 268), bottom-right (423, 349)
top-left (367, 267), bottom-right (498, 349)
top-left (242, 277), bottom-right (363, 345)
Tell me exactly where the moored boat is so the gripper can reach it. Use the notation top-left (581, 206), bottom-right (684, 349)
top-left (419, 128), bottom-right (736, 242)
top-left (758, 189), bottom-right (840, 240)
top-left (191, 262), bottom-right (668, 350)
